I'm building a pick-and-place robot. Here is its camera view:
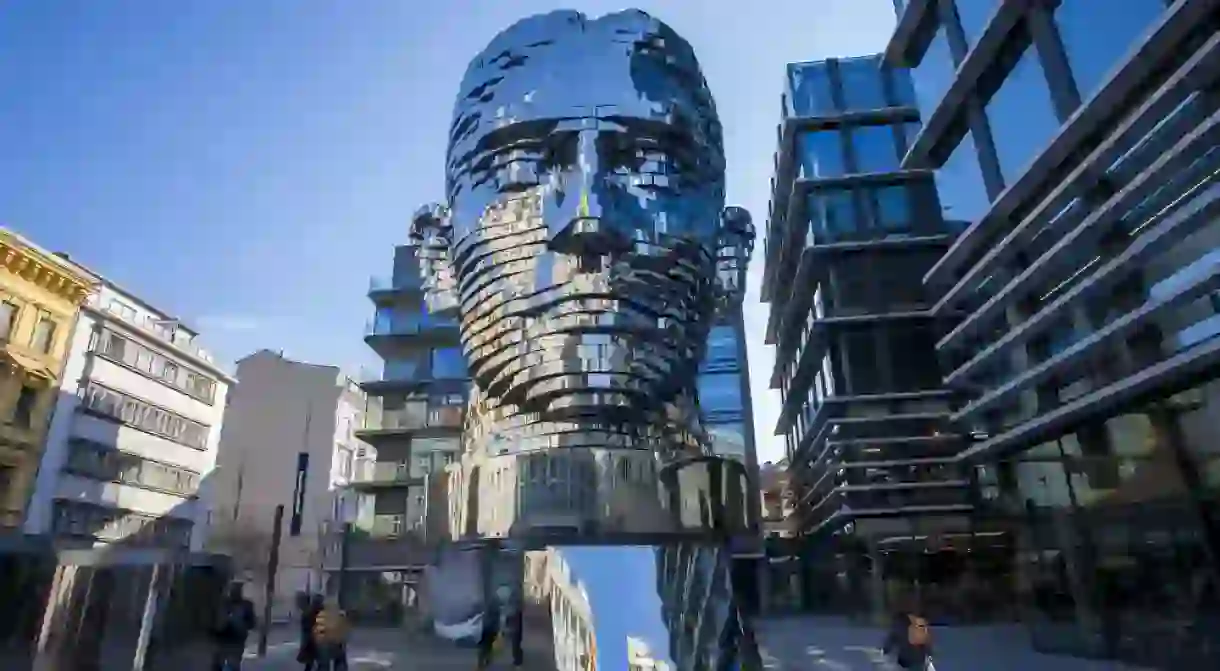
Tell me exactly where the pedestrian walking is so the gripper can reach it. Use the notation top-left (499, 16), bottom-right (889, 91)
top-left (475, 588), bottom-right (503, 670)
top-left (477, 585), bottom-right (524, 669)
top-left (297, 593), bottom-right (324, 670)
top-left (211, 582), bottom-right (257, 671)
top-left (882, 610), bottom-right (936, 670)
top-left (312, 596), bottom-right (351, 671)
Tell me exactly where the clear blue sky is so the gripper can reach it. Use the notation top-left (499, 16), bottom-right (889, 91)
top-left (0, 0), bottom-right (895, 463)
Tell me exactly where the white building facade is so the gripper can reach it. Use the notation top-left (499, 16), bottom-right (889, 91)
top-left (210, 350), bottom-right (373, 610)
top-left (25, 277), bottom-right (233, 552)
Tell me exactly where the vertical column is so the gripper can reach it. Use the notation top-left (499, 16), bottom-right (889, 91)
top-left (33, 563), bottom-right (76, 671)
top-left (131, 564), bottom-right (163, 671)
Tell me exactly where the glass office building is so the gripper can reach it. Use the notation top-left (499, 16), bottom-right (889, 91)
top-left (761, 54), bottom-right (991, 622)
top-left (886, 0), bottom-right (1220, 666)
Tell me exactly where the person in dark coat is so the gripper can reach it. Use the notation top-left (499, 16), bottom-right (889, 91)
top-left (212, 582), bottom-right (257, 670)
top-left (298, 593), bottom-right (324, 670)
top-left (883, 610), bottom-right (934, 670)
top-left (475, 591), bottom-right (503, 670)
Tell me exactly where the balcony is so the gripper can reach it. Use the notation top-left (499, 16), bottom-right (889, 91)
top-left (365, 314), bottom-right (458, 338)
top-left (364, 312), bottom-right (460, 357)
top-left (370, 513), bottom-right (426, 538)
top-left (356, 404), bottom-right (464, 438)
top-left (368, 274), bottom-right (423, 296)
top-left (350, 461), bottom-right (416, 487)
top-left (89, 297), bottom-right (216, 365)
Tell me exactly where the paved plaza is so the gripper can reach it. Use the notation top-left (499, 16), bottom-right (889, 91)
top-left (755, 616), bottom-right (1151, 671)
top-left (237, 618), bottom-right (1153, 671)
top-left (240, 626), bottom-right (551, 671)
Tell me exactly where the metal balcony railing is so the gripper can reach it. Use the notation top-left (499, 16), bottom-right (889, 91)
top-left (361, 405), bottom-right (464, 432)
top-left (350, 461), bottom-right (413, 485)
top-left (89, 297), bottom-right (216, 364)
top-left (368, 274), bottom-right (423, 293)
top-left (368, 514), bottom-right (425, 539)
top-left (364, 314), bottom-right (457, 337)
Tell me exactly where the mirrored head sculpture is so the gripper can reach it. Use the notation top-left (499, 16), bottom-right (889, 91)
top-left (413, 11), bottom-right (760, 667)
top-left (413, 8), bottom-right (755, 545)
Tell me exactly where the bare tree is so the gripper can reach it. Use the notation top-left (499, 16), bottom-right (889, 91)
top-left (207, 516), bottom-right (274, 585)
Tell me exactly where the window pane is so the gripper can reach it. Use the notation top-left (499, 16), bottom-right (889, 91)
top-left (697, 374), bottom-right (743, 414)
top-left (815, 189), bottom-right (859, 242)
top-left (890, 68), bottom-right (917, 107)
top-left (911, 22), bottom-right (955, 118)
top-left (984, 43), bottom-right (1060, 185)
top-left (887, 325), bottom-right (943, 391)
top-left (837, 57), bottom-right (888, 111)
top-left (707, 422), bottom-right (747, 461)
top-left (373, 307), bottom-right (394, 334)
top-left (32, 317), bottom-right (55, 353)
top-left (874, 184), bottom-right (913, 232)
top-left (851, 124), bottom-right (902, 174)
top-left (954, 0), bottom-right (1002, 47)
top-left (430, 348), bottom-right (467, 379)
top-left (384, 358), bottom-right (420, 381)
top-left (0, 302), bottom-right (15, 339)
top-left (1055, 0), bottom-right (1164, 103)
top-left (796, 130), bottom-right (846, 180)
top-left (829, 253), bottom-right (875, 315)
top-left (873, 249), bottom-right (937, 309)
top-left (787, 62), bottom-right (836, 116)
top-left (841, 331), bottom-right (883, 394)
top-left (933, 130), bottom-right (990, 226)
top-left (701, 325), bottom-right (739, 373)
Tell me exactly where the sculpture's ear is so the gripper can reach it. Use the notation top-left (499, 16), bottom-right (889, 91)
top-left (714, 206), bottom-right (755, 315)
top-left (409, 203), bottom-right (459, 314)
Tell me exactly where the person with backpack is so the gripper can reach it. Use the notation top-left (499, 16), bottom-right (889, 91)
top-left (882, 610), bottom-right (936, 670)
top-left (311, 596), bottom-right (350, 671)
top-left (297, 593), bottom-right (324, 670)
top-left (212, 582), bottom-right (257, 671)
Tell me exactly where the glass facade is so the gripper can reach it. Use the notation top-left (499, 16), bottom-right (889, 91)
top-left (981, 33), bottom-right (1060, 186)
top-left (955, 0), bottom-right (1001, 47)
top-left (765, 53), bottom-right (970, 623)
top-left (1053, 0), bottom-right (1166, 103)
top-left (910, 20), bottom-right (956, 118)
top-left (877, 0), bottom-right (1220, 666)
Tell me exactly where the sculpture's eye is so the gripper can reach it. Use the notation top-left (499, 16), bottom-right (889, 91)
top-left (542, 133), bottom-right (579, 171)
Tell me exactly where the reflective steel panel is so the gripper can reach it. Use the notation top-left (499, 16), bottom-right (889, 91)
top-left (413, 7), bottom-right (755, 546)
top-left (410, 9), bottom-right (760, 668)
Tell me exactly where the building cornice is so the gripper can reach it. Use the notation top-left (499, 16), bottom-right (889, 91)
top-left (0, 230), bottom-right (96, 306)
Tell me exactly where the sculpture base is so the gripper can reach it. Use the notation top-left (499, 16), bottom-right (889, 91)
top-left (421, 541), bottom-right (761, 669)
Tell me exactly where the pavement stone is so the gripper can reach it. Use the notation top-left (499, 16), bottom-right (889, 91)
top-left (240, 626), bottom-right (552, 670)
top-left (755, 616), bottom-right (1153, 671)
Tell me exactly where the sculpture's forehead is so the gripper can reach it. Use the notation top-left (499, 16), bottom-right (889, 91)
top-left (454, 42), bottom-right (681, 137)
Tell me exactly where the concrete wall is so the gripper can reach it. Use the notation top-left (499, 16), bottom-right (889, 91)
top-left (211, 350), bottom-right (370, 606)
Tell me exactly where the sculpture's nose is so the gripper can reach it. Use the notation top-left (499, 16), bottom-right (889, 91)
top-left (548, 129), bottom-right (629, 256)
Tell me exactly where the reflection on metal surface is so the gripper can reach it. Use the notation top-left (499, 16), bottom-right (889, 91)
top-left (412, 7), bottom-right (755, 544)
top-left (412, 9), bottom-right (760, 669)
top-left (423, 542), bottom-right (753, 670)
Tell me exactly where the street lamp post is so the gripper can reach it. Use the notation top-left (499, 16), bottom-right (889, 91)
top-left (257, 504), bottom-right (285, 657)
top-left (336, 493), bottom-right (357, 610)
